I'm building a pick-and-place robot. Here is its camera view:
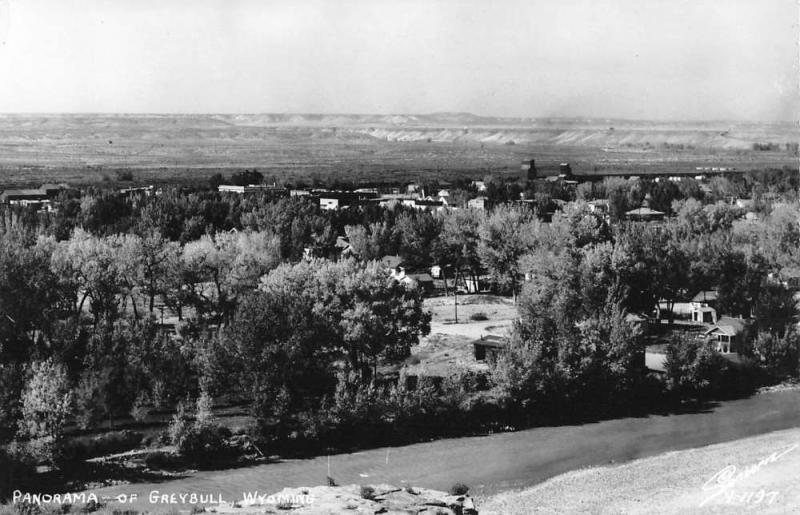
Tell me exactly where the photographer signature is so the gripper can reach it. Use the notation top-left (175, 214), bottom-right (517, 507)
top-left (699, 443), bottom-right (798, 507)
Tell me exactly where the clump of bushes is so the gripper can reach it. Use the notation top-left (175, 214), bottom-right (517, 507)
top-left (359, 485), bottom-right (376, 500)
top-left (167, 394), bottom-right (237, 467)
top-left (469, 312), bottom-right (488, 321)
top-left (449, 482), bottom-right (470, 496)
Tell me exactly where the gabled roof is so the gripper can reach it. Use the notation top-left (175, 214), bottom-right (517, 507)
top-left (408, 273), bottom-right (434, 283)
top-left (472, 334), bottom-right (508, 349)
top-left (704, 316), bottom-right (747, 336)
top-left (692, 290), bottom-right (719, 303)
top-left (625, 207), bottom-right (665, 216)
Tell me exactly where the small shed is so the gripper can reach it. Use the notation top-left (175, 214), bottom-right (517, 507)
top-left (472, 335), bottom-right (508, 363)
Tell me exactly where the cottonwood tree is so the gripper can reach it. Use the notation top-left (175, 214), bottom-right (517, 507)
top-left (0, 231), bottom-right (69, 362)
top-left (51, 229), bottom-right (130, 322)
top-left (182, 230), bottom-right (281, 324)
top-left (478, 205), bottom-right (538, 300)
top-left (228, 258), bottom-right (430, 432)
top-left (131, 230), bottom-right (182, 315)
top-left (345, 221), bottom-right (396, 261)
top-left (435, 208), bottom-right (485, 294)
top-left (394, 211), bottom-right (442, 270)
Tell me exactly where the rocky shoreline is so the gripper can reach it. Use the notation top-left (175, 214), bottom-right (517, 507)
top-left (207, 484), bottom-right (478, 514)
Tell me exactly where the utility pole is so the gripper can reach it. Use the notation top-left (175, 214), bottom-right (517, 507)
top-left (453, 269), bottom-right (458, 323)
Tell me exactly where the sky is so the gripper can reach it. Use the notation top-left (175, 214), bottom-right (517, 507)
top-left (0, 0), bottom-right (797, 120)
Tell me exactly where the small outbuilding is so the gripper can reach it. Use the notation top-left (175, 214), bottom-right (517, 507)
top-left (472, 335), bottom-right (508, 363)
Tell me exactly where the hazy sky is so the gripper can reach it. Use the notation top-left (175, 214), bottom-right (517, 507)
top-left (0, 0), bottom-right (797, 120)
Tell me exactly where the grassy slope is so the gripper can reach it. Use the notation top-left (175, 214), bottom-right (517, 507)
top-left (481, 426), bottom-right (800, 514)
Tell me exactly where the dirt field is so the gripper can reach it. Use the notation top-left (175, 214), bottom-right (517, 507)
top-left (481, 425), bottom-right (800, 514)
top-left (425, 293), bottom-right (516, 338)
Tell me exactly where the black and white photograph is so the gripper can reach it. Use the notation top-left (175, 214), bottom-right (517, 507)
top-left (0, 0), bottom-right (798, 513)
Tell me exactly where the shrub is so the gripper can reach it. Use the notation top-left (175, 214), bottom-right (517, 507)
top-left (130, 392), bottom-right (151, 423)
top-left (449, 482), bottom-right (470, 495)
top-left (359, 485), bottom-right (376, 500)
top-left (174, 422), bottom-right (233, 466)
top-left (469, 312), bottom-right (488, 321)
top-left (664, 335), bottom-right (722, 398)
top-left (18, 360), bottom-right (73, 465)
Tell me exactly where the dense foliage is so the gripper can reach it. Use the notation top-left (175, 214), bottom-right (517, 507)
top-left (0, 170), bottom-right (797, 494)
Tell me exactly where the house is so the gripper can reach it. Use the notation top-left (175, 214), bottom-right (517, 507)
top-left (467, 197), bottom-right (493, 210)
top-left (691, 290), bottom-right (719, 324)
top-left (430, 265), bottom-right (442, 278)
top-left (119, 185), bottom-right (155, 197)
top-left (319, 197), bottom-right (344, 210)
top-left (389, 268), bottom-right (433, 293)
top-left (413, 198), bottom-right (445, 211)
top-left (407, 273), bottom-right (435, 293)
top-left (625, 204), bottom-right (665, 222)
top-left (471, 180), bottom-right (487, 192)
top-left (704, 316), bottom-right (750, 354)
top-left (692, 305), bottom-right (718, 324)
top-left (218, 184), bottom-right (287, 196)
top-left (472, 335), bottom-right (508, 363)
top-left (0, 189), bottom-right (49, 207)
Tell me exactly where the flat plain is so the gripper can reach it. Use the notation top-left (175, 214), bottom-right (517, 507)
top-left (0, 113), bottom-right (796, 187)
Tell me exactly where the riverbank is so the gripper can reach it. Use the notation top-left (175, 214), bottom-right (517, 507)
top-left (480, 426), bottom-right (800, 514)
top-left (75, 388), bottom-right (800, 512)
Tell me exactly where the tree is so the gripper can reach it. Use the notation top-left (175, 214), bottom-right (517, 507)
top-left (394, 211), bottom-right (441, 270)
top-left (132, 231), bottom-right (182, 314)
top-left (664, 334), bottom-right (727, 399)
top-left (18, 359), bottom-right (73, 464)
top-left (478, 205), bottom-right (538, 300)
top-left (182, 230), bottom-right (281, 324)
top-left (548, 201), bottom-right (610, 249)
top-left (435, 208), bottom-right (484, 293)
top-left (228, 258), bottom-right (430, 433)
top-left (753, 282), bottom-right (797, 336)
top-left (51, 229), bottom-right (128, 322)
top-left (0, 230), bottom-right (70, 362)
top-left (345, 222), bottom-right (396, 261)
top-left (613, 224), bottom-right (688, 321)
